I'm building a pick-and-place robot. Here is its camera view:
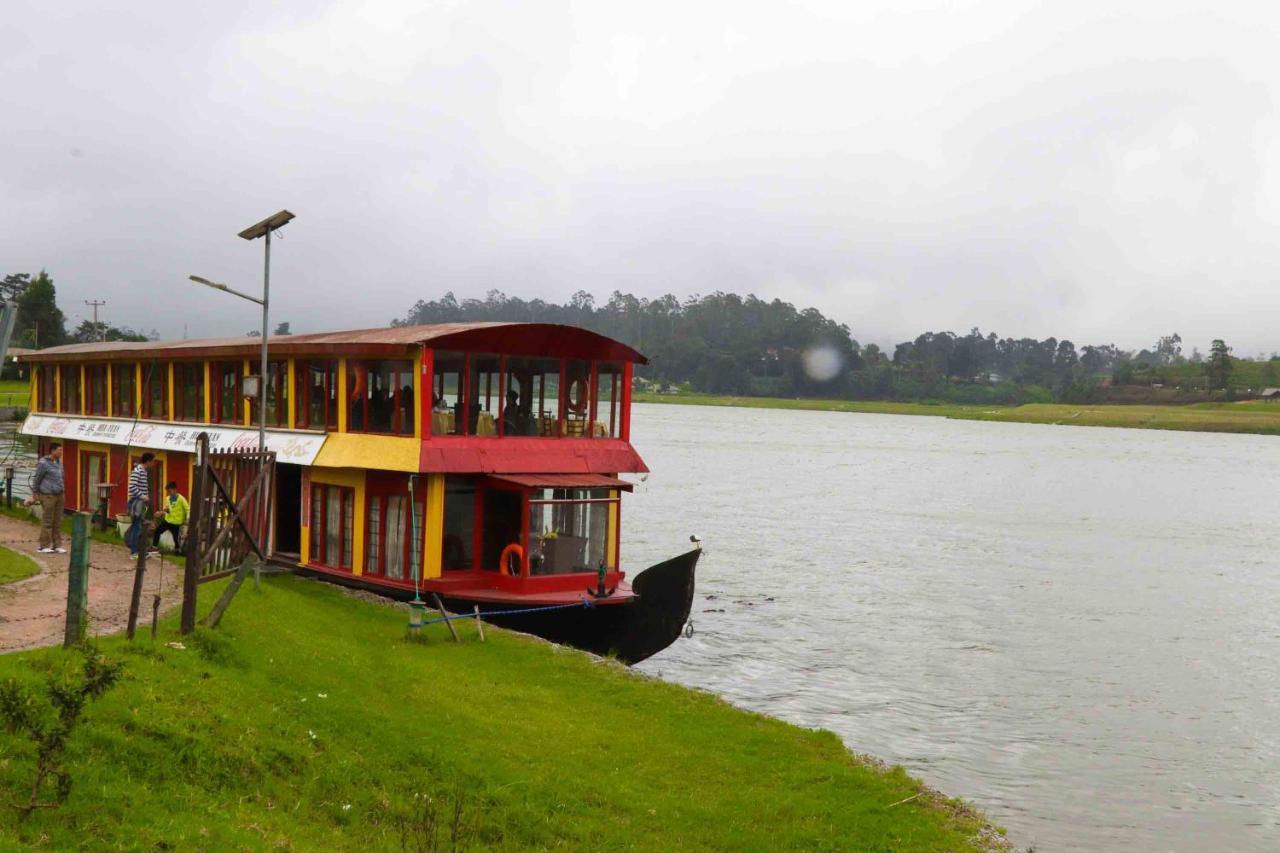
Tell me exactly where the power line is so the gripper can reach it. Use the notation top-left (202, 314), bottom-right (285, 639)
top-left (84, 299), bottom-right (107, 341)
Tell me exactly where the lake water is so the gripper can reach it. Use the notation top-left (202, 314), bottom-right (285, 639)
top-left (625, 402), bottom-right (1280, 852)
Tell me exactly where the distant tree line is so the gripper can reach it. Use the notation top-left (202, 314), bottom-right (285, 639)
top-left (3, 271), bottom-right (152, 349)
top-left (397, 291), bottom-right (1264, 403)
top-left (2, 271), bottom-right (1261, 404)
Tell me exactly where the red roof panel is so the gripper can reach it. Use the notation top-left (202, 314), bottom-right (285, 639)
top-left (21, 322), bottom-right (647, 364)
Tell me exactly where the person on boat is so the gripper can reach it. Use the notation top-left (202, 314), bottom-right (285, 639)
top-left (125, 453), bottom-right (157, 557)
top-left (400, 384), bottom-right (414, 430)
top-left (502, 388), bottom-right (523, 435)
top-left (149, 481), bottom-right (189, 554)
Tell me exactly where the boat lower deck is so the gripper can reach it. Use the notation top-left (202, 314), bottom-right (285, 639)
top-left (286, 559), bottom-right (636, 607)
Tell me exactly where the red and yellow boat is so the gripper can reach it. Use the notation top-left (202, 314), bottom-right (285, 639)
top-left (20, 323), bottom-right (698, 662)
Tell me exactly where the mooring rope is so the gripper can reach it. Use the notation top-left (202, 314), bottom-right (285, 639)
top-left (418, 597), bottom-right (595, 626)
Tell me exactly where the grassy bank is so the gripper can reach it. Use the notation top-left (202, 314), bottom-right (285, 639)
top-left (0, 378), bottom-right (28, 408)
top-left (634, 391), bottom-right (1280, 435)
top-left (0, 575), bottom-right (1003, 851)
top-left (0, 544), bottom-right (38, 585)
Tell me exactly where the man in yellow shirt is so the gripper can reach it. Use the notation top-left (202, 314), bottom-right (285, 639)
top-left (150, 481), bottom-right (189, 554)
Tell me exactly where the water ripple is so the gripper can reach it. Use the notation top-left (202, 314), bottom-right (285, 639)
top-left (628, 404), bottom-right (1280, 853)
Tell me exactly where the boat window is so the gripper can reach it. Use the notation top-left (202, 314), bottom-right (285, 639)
top-left (526, 488), bottom-right (616, 575)
top-left (37, 365), bottom-right (58, 413)
top-left (348, 359), bottom-right (415, 435)
top-left (111, 364), bottom-right (136, 418)
top-left (443, 477), bottom-right (476, 570)
top-left (505, 357), bottom-right (561, 437)
top-left (595, 362), bottom-right (622, 438)
top-left (467, 353), bottom-right (500, 437)
top-left (310, 484), bottom-right (354, 570)
top-left (297, 360), bottom-right (337, 430)
top-left (141, 361), bottom-right (168, 420)
top-left (210, 361), bottom-right (242, 424)
top-left (85, 364), bottom-right (108, 415)
top-left (430, 351), bottom-right (465, 435)
top-left (174, 363), bottom-right (204, 422)
top-left (57, 365), bottom-right (78, 414)
top-left (366, 490), bottom-right (425, 581)
top-left (251, 360), bottom-right (288, 428)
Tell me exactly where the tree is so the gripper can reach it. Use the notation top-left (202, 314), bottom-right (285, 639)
top-left (71, 321), bottom-right (149, 344)
top-left (14, 270), bottom-right (66, 348)
top-left (273, 321), bottom-right (292, 336)
top-left (1112, 357), bottom-right (1136, 385)
top-left (1261, 360), bottom-right (1277, 386)
top-left (1207, 339), bottom-right (1233, 389)
top-left (1155, 333), bottom-right (1183, 365)
top-left (1054, 339), bottom-right (1078, 373)
top-left (1, 272), bottom-right (30, 302)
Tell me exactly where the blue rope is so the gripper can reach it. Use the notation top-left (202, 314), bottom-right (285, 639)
top-left (417, 597), bottom-right (594, 626)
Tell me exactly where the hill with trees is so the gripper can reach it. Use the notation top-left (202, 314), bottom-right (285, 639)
top-left (3, 269), bottom-right (1267, 405)
top-left (396, 290), bottom-right (1267, 404)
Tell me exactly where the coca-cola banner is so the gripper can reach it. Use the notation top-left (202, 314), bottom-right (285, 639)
top-left (21, 414), bottom-right (327, 465)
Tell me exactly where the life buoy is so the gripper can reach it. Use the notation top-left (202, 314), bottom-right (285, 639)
top-left (499, 543), bottom-right (525, 577)
top-left (567, 377), bottom-right (589, 414)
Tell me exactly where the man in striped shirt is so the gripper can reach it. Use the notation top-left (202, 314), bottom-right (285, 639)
top-left (125, 452), bottom-right (158, 557)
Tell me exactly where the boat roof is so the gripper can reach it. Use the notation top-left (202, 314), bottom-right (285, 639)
top-left (20, 322), bottom-right (648, 365)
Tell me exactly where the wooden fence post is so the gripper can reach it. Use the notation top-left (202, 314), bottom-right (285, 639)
top-left (126, 520), bottom-right (151, 640)
top-left (62, 512), bottom-right (90, 647)
top-left (181, 433), bottom-right (208, 634)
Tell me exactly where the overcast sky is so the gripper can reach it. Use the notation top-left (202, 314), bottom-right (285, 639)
top-left (4, 1), bottom-right (1280, 355)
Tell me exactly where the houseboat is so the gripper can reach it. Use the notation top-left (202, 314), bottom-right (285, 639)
top-left (18, 323), bottom-right (698, 663)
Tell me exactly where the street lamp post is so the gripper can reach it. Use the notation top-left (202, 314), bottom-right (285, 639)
top-left (189, 210), bottom-right (294, 454)
top-left (238, 210), bottom-right (293, 454)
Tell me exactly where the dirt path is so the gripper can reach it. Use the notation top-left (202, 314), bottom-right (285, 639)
top-left (0, 515), bottom-right (184, 653)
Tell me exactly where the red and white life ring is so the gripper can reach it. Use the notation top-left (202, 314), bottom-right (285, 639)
top-left (500, 543), bottom-right (525, 577)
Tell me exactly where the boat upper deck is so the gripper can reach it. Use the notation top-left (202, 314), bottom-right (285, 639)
top-left (19, 322), bottom-right (647, 474)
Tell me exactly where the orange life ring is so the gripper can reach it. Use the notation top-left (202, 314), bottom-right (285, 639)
top-left (567, 377), bottom-right (589, 414)
top-left (499, 543), bottom-right (525, 577)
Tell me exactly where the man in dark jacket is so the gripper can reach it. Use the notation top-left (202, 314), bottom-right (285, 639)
top-left (26, 442), bottom-right (66, 553)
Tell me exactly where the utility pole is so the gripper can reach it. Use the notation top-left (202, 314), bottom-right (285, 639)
top-left (84, 299), bottom-right (107, 341)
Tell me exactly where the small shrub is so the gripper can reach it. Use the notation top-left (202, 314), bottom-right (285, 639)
top-left (392, 789), bottom-right (468, 853)
top-left (0, 642), bottom-right (124, 816)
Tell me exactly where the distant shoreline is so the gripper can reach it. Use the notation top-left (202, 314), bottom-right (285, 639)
top-left (632, 391), bottom-right (1280, 436)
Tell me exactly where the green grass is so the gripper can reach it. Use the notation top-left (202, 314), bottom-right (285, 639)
top-left (0, 543), bottom-right (38, 585)
top-left (0, 379), bottom-right (27, 408)
top-left (635, 391), bottom-right (1280, 436)
top-left (0, 576), bottom-right (1000, 851)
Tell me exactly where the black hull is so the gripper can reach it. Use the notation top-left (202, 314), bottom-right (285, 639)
top-left (442, 548), bottom-right (700, 665)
